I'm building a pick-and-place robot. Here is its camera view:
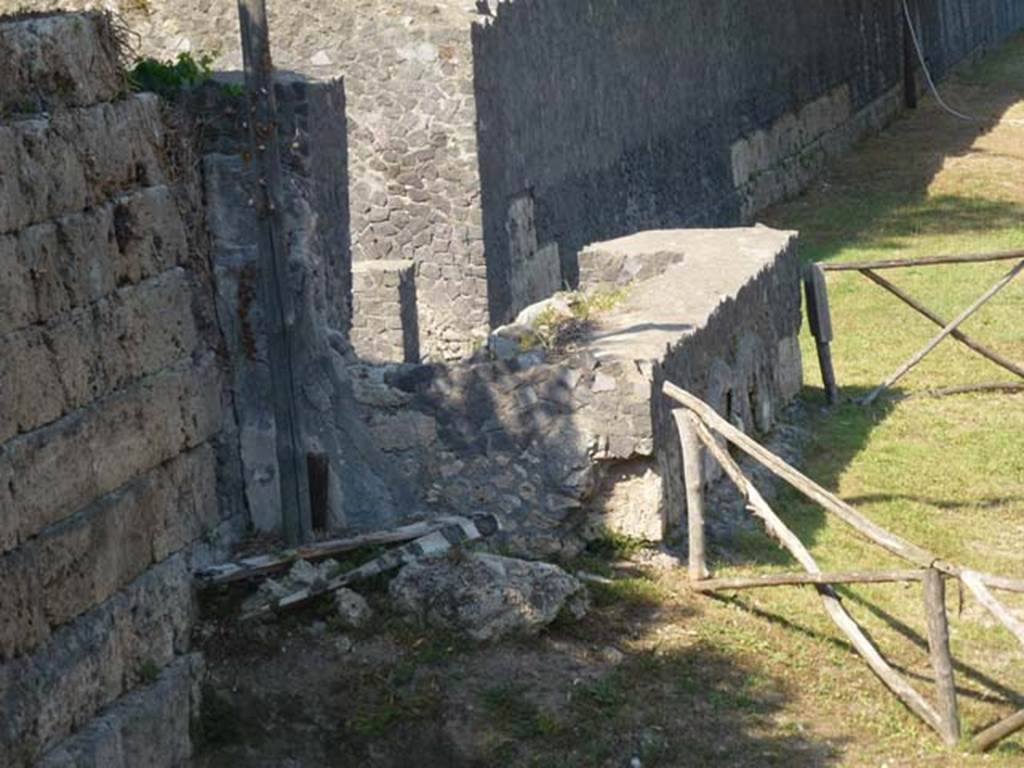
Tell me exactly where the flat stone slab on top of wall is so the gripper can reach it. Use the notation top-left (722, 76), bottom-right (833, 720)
top-left (582, 226), bottom-right (804, 539)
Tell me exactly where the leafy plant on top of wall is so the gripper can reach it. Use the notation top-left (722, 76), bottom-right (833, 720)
top-left (128, 51), bottom-right (214, 97)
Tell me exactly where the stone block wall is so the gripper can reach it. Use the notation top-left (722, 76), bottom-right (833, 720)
top-left (196, 76), bottom-right (415, 534)
top-left (0, 13), bottom-right (240, 767)
top-left (349, 227), bottom-right (803, 554)
top-left (471, 0), bottom-right (1024, 325)
top-left (352, 260), bottom-right (420, 364)
top-left (8, 0), bottom-right (1021, 356)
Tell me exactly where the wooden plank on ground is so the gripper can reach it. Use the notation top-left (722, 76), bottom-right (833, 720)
top-left (197, 517), bottom-right (474, 585)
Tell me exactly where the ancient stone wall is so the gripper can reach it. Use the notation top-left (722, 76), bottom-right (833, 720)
top-left (472, 0), bottom-right (1024, 324)
top-left (348, 227), bottom-right (803, 554)
top-left (7, 0), bottom-right (1021, 355)
top-left (0, 13), bottom-right (242, 766)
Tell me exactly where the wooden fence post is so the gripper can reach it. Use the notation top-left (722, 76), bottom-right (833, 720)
top-left (805, 263), bottom-right (839, 405)
top-left (902, 0), bottom-right (918, 109)
top-left (674, 409), bottom-right (708, 580)
top-left (923, 569), bottom-right (960, 746)
top-left (237, 0), bottom-right (311, 544)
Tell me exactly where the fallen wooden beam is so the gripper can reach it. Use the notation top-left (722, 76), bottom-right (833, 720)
top-left (821, 249), bottom-right (1024, 272)
top-left (241, 513), bottom-right (500, 620)
top-left (691, 569), bottom-right (927, 592)
top-left (918, 382), bottom-right (1024, 398)
top-left (974, 709), bottom-right (1024, 753)
top-left (664, 382), bottom-right (938, 569)
top-left (198, 516), bottom-right (481, 586)
top-left (692, 423), bottom-right (947, 738)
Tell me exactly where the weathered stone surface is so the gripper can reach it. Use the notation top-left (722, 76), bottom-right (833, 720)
top-left (0, 186), bottom-right (190, 336)
top-left (351, 259), bottom-right (420, 363)
top-left (0, 95), bottom-right (166, 234)
top-left (332, 588), bottom-right (373, 629)
top-left (370, 227), bottom-right (800, 550)
top-left (0, 445), bottom-right (217, 661)
top-left (0, 355), bottom-right (222, 553)
top-left (36, 653), bottom-right (203, 768)
top-left (0, 555), bottom-right (195, 766)
top-left (389, 553), bottom-right (588, 641)
top-left (578, 235), bottom-right (687, 292)
top-left (203, 144), bottom-right (412, 533)
top-left (0, 268), bottom-right (200, 443)
top-left (0, 11), bottom-right (124, 115)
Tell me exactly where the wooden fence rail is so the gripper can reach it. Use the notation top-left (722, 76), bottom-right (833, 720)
top-left (663, 383), bottom-right (1024, 752)
top-left (804, 251), bottom-right (1024, 405)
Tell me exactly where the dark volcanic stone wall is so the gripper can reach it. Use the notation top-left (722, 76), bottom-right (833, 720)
top-left (472, 0), bottom-right (1024, 324)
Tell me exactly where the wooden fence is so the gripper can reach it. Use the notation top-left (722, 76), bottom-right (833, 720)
top-left (805, 250), bottom-right (1024, 405)
top-left (664, 382), bottom-right (1024, 751)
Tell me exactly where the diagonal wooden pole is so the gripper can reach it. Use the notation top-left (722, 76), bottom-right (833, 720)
top-left (975, 709), bottom-right (1024, 753)
top-left (662, 382), bottom-right (1024, 595)
top-left (690, 420), bottom-right (947, 737)
top-left (237, 0), bottom-right (311, 544)
top-left (860, 269), bottom-right (1024, 380)
top-left (862, 259), bottom-right (1024, 405)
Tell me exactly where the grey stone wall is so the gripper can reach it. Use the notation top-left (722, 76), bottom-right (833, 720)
top-left (8, 0), bottom-right (1020, 354)
top-left (471, 0), bottom-right (1024, 323)
top-left (349, 227), bottom-right (803, 554)
top-left (0, 13), bottom-right (240, 767)
top-left (352, 260), bottom-right (420, 364)
top-left (194, 76), bottom-right (417, 533)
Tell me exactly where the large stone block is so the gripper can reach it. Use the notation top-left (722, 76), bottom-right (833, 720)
top-left (36, 653), bottom-right (203, 768)
top-left (0, 95), bottom-right (167, 234)
top-left (0, 354), bottom-right (222, 554)
top-left (0, 445), bottom-right (217, 661)
top-left (0, 12), bottom-right (124, 114)
top-left (0, 268), bottom-right (200, 442)
top-left (0, 186), bottom-right (190, 336)
top-left (0, 555), bottom-right (195, 766)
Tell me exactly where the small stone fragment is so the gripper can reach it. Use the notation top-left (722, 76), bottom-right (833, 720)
top-left (333, 587), bottom-right (373, 629)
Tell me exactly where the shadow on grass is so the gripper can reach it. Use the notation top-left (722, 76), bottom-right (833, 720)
top-left (477, 639), bottom-right (844, 767)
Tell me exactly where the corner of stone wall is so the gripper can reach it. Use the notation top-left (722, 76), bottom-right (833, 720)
top-left (0, 12), bottom-right (242, 766)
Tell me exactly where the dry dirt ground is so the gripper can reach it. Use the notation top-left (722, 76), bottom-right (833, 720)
top-left (193, 35), bottom-right (1024, 768)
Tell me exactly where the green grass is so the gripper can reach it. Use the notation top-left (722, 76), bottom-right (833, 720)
top-left (718, 30), bottom-right (1024, 762)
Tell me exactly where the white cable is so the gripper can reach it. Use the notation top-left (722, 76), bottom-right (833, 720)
top-left (901, 0), bottom-right (1024, 127)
